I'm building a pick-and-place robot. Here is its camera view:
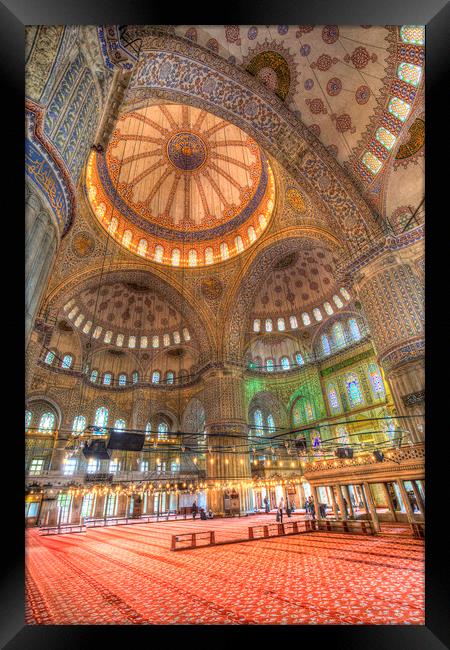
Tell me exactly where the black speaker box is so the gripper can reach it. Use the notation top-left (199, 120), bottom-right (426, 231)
top-left (335, 447), bottom-right (354, 459)
top-left (373, 450), bottom-right (384, 462)
top-left (82, 440), bottom-right (111, 459)
top-left (107, 430), bottom-right (145, 452)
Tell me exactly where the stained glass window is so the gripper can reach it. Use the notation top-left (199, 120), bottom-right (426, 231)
top-left (368, 362), bottom-right (386, 397)
top-left (400, 26), bottom-right (425, 46)
top-left (266, 358), bottom-right (274, 372)
top-left (152, 371), bottom-right (160, 384)
top-left (114, 419), bottom-right (125, 431)
top-left (63, 459), bottom-right (77, 476)
top-left (45, 351), bottom-right (55, 365)
top-left (267, 414), bottom-right (276, 433)
top-left (90, 369), bottom-right (98, 383)
top-left (173, 331), bottom-right (181, 344)
top-left (63, 299), bottom-right (75, 312)
top-left (25, 410), bottom-right (32, 429)
top-left (108, 217), bottom-right (118, 234)
top-left (349, 318), bottom-right (361, 340)
top-left (290, 315), bottom-right (298, 329)
top-left (332, 322), bottom-right (345, 348)
top-left (346, 374), bottom-right (363, 407)
top-left (220, 242), bottom-right (229, 260)
top-left (68, 306), bottom-right (79, 320)
top-left (235, 236), bottom-right (244, 252)
top-left (312, 432), bottom-right (321, 448)
top-left (397, 61), bottom-right (422, 87)
top-left (118, 374), bottom-right (127, 386)
top-left (83, 320), bottom-right (92, 334)
top-left (172, 248), bottom-right (181, 266)
top-left (140, 336), bottom-right (148, 348)
top-left (87, 458), bottom-right (99, 474)
top-left (281, 356), bottom-right (290, 370)
top-left (324, 302), bottom-right (333, 315)
top-left (302, 312), bottom-right (311, 326)
top-left (163, 333), bottom-right (170, 346)
top-left (132, 371), bottom-right (139, 384)
top-left (93, 326), bottom-right (102, 339)
top-left (305, 402), bottom-right (314, 421)
top-left (137, 239), bottom-right (148, 257)
top-left (74, 314), bottom-right (84, 327)
top-left (72, 415), bottom-right (86, 434)
top-left (253, 319), bottom-right (261, 333)
top-left (158, 421), bottom-right (169, 440)
top-left (104, 330), bottom-right (112, 343)
top-left (94, 407), bottom-right (108, 430)
top-left (145, 422), bottom-right (152, 436)
top-left (362, 151), bottom-right (382, 174)
top-left (109, 460), bottom-right (119, 474)
top-left (29, 459), bottom-right (44, 475)
top-left (333, 294), bottom-right (344, 308)
top-left (183, 328), bottom-right (191, 341)
top-left (248, 226), bottom-right (256, 243)
top-left (327, 384), bottom-right (340, 411)
top-left (188, 249), bottom-right (197, 266)
top-left (205, 247), bottom-right (214, 264)
top-left (254, 409), bottom-right (264, 436)
top-left (81, 493), bottom-right (95, 518)
top-left (152, 336), bottom-right (159, 348)
top-left (265, 319), bottom-right (273, 332)
top-left (295, 352), bottom-right (304, 366)
top-left (388, 97), bottom-right (411, 122)
top-left (128, 336), bottom-right (136, 348)
top-left (277, 317), bottom-right (285, 331)
top-left (38, 412), bottom-right (55, 432)
top-left (166, 371), bottom-right (174, 385)
top-left (375, 127), bottom-right (397, 151)
top-left (154, 245), bottom-right (164, 263)
top-left (322, 334), bottom-right (331, 355)
top-left (122, 230), bottom-right (132, 248)
top-left (103, 372), bottom-right (112, 385)
top-left (313, 308), bottom-right (323, 322)
top-left (340, 287), bottom-right (351, 301)
top-left (116, 333), bottom-right (124, 346)
top-left (140, 460), bottom-right (149, 472)
top-left (258, 214), bottom-right (267, 229)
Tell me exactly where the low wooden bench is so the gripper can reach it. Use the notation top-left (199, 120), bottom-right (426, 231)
top-left (171, 530), bottom-right (215, 551)
top-left (39, 523), bottom-right (86, 536)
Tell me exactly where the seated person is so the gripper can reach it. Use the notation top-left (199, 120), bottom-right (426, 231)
top-left (200, 507), bottom-right (207, 520)
top-left (207, 509), bottom-right (214, 519)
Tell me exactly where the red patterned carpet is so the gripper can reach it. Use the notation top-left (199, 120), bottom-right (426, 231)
top-left (25, 517), bottom-right (424, 625)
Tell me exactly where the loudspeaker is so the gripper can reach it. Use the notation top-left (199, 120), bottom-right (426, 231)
top-left (82, 440), bottom-right (111, 459)
top-left (107, 430), bottom-right (145, 452)
top-left (335, 447), bottom-right (353, 459)
top-left (295, 438), bottom-right (307, 452)
top-left (373, 450), bottom-right (384, 462)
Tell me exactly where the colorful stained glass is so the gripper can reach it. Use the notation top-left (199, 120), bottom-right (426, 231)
top-left (44, 351), bottom-right (55, 364)
top-left (322, 334), bottom-right (331, 355)
top-left (72, 415), bottom-right (85, 434)
top-left (172, 248), bottom-right (181, 265)
top-left (122, 230), bottom-right (132, 248)
top-left (104, 330), bottom-right (112, 343)
top-left (312, 432), bottom-right (321, 448)
top-left (254, 409), bottom-right (264, 436)
top-left (205, 247), bottom-right (214, 264)
top-left (349, 318), bottom-right (361, 340)
top-left (336, 425), bottom-right (349, 445)
top-left (38, 411), bottom-right (55, 432)
top-left (313, 308), bottom-right (323, 322)
top-left (253, 319), bottom-right (260, 332)
top-left (188, 249), bottom-right (197, 266)
top-left (278, 318), bottom-right (286, 331)
top-left (281, 356), bottom-right (290, 370)
top-left (25, 410), bottom-right (32, 429)
top-left (132, 371), bottom-right (139, 384)
top-left (346, 375), bottom-right (363, 407)
top-left (333, 294), bottom-right (344, 308)
top-left (103, 372), bottom-right (112, 385)
top-left (290, 315), bottom-right (298, 329)
top-left (158, 421), bottom-right (168, 439)
top-left (362, 151), bottom-right (382, 174)
top-left (137, 239), bottom-right (148, 257)
top-left (173, 331), bottom-right (180, 344)
top-left (302, 312), bottom-right (311, 326)
top-left (94, 407), bottom-right (108, 430)
top-left (400, 25), bottom-right (425, 45)
top-left (375, 127), bottom-right (397, 151)
top-left (118, 374), bottom-right (127, 386)
top-left (166, 371), bottom-right (174, 384)
top-left (114, 419), bottom-right (125, 431)
top-left (266, 358), bottom-right (274, 372)
top-left (152, 371), bottom-right (160, 383)
top-left (265, 319), bottom-right (273, 332)
top-left (340, 287), bottom-right (351, 301)
top-left (327, 384), bottom-right (339, 411)
top-left (332, 322), bottom-right (345, 347)
top-left (368, 362), bottom-right (386, 396)
top-left (90, 369), bottom-right (98, 383)
top-left (324, 302), bottom-right (333, 315)
top-left (220, 242), bottom-right (229, 260)
top-left (183, 328), bottom-right (191, 341)
top-left (267, 414), bottom-right (276, 433)
top-left (388, 97), bottom-right (411, 122)
top-left (235, 236), bottom-right (244, 252)
top-left (397, 62), bottom-right (422, 87)
top-left (295, 352), bottom-right (304, 366)
top-left (305, 402), bottom-right (314, 421)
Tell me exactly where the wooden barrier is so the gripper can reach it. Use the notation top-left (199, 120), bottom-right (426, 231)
top-left (171, 530), bottom-right (216, 551)
top-left (411, 522), bottom-right (425, 538)
top-left (39, 523), bottom-right (86, 536)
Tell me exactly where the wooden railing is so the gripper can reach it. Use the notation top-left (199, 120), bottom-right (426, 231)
top-left (39, 523), bottom-right (86, 536)
top-left (171, 531), bottom-right (216, 550)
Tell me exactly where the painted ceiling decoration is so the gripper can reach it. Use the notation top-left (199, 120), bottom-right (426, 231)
top-left (86, 103), bottom-right (275, 266)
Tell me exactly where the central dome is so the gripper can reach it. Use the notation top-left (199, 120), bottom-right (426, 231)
top-left (86, 103), bottom-right (275, 267)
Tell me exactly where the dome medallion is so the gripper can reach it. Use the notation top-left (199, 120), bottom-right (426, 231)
top-left (86, 103), bottom-right (275, 267)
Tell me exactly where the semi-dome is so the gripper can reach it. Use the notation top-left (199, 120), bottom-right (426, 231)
top-left (86, 103), bottom-right (275, 266)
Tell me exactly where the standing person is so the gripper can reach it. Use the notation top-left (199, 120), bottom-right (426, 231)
top-left (308, 496), bottom-right (316, 520)
top-left (304, 498), bottom-right (309, 517)
top-left (192, 500), bottom-right (198, 519)
top-left (343, 497), bottom-right (349, 518)
top-left (263, 496), bottom-right (270, 514)
top-left (277, 497), bottom-right (284, 523)
top-left (286, 501), bottom-right (291, 518)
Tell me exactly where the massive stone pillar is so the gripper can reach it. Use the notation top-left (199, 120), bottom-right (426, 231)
top-left (202, 367), bottom-right (252, 515)
top-left (353, 250), bottom-right (424, 442)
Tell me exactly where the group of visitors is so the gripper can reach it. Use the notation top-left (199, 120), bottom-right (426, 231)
top-left (275, 497), bottom-right (296, 523)
top-left (191, 501), bottom-right (213, 520)
top-left (304, 496), bottom-right (316, 519)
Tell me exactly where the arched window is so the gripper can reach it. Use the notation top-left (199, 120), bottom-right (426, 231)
top-left (349, 318), bottom-right (361, 341)
top-left (327, 383), bottom-right (340, 411)
top-left (265, 319), bottom-right (273, 332)
top-left (108, 217), bottom-right (118, 234)
top-left (302, 312), bottom-right (311, 326)
top-left (74, 314), bottom-right (84, 327)
top-left (340, 287), bottom-right (351, 301)
top-left (44, 351), bottom-right (55, 365)
top-left (321, 334), bottom-right (331, 355)
top-left (132, 371), bottom-right (139, 384)
top-left (154, 245), bottom-right (164, 263)
top-left (94, 407), bottom-right (108, 431)
top-left (145, 422), bottom-right (152, 437)
top-left (220, 242), bottom-right (229, 260)
top-left (397, 62), bottom-right (422, 87)
top-left (188, 249), bottom-right (197, 267)
top-left (163, 333), bottom-right (170, 347)
top-left (171, 248), bottom-right (180, 266)
top-left (158, 421), bottom-right (169, 440)
top-left (295, 352), bottom-right (304, 366)
top-left (368, 363), bottom-right (386, 397)
top-left (266, 358), bottom-right (274, 372)
top-left (152, 336), bottom-right (159, 348)
top-left (305, 402), bottom-right (315, 421)
top-left (173, 331), bottom-right (181, 344)
top-left (258, 214), bottom-right (267, 229)
top-left (313, 308), bottom-right (323, 322)
top-left (137, 239), bottom-right (148, 257)
top-left (72, 415), bottom-right (86, 434)
top-left (152, 371), bottom-right (160, 384)
top-left (323, 302), bottom-right (333, 315)
top-left (25, 410), bottom-right (32, 429)
top-left (248, 226), bottom-right (256, 243)
top-left (253, 319), bottom-right (260, 333)
top-left (267, 414), bottom-right (276, 433)
top-left (38, 412), bottom-right (55, 432)
top-left (205, 247), bottom-right (214, 265)
top-left (90, 369), bottom-right (98, 383)
top-left (128, 336), bottom-right (136, 348)
top-left (333, 294), bottom-right (344, 308)
top-left (290, 315), bottom-right (298, 329)
top-left (166, 371), bottom-right (174, 385)
top-left (336, 425), bottom-right (349, 445)
top-left (118, 374), bottom-right (127, 386)
top-left (281, 356), bottom-right (290, 370)
top-left (277, 318), bottom-right (285, 331)
top-left (183, 328), bottom-right (191, 342)
top-left (122, 230), bottom-right (132, 248)
top-left (140, 336), bottom-right (148, 349)
top-left (400, 26), bottom-right (425, 46)
top-left (93, 326), bottom-right (102, 339)
top-left (114, 419), bottom-right (126, 431)
top-left (103, 373), bottom-right (112, 386)
top-left (104, 330), bottom-right (112, 344)
top-left (82, 320), bottom-right (92, 334)
top-left (116, 333), bottom-right (124, 347)
top-left (235, 235), bottom-right (244, 252)
top-left (254, 409), bottom-right (264, 436)
top-left (68, 306), bottom-right (79, 320)
top-left (332, 322), bottom-right (345, 348)
top-left (346, 373), bottom-right (364, 407)
top-left (63, 299), bottom-right (75, 312)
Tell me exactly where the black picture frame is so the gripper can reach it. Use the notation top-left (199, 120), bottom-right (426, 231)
top-left (3, 0), bottom-right (448, 647)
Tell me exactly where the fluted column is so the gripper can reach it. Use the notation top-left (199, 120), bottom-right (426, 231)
top-left (328, 486), bottom-right (340, 520)
top-left (353, 250), bottom-right (424, 442)
top-left (202, 367), bottom-right (252, 514)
